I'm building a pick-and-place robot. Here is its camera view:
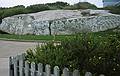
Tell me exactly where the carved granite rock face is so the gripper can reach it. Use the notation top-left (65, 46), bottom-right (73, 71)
top-left (31, 20), bottom-right (50, 35)
top-left (51, 15), bottom-right (120, 35)
top-left (0, 10), bottom-right (120, 35)
top-left (0, 14), bottom-right (35, 35)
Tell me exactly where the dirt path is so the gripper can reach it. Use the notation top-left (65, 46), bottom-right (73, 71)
top-left (0, 40), bottom-right (39, 76)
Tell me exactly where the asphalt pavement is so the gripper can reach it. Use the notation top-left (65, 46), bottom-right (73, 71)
top-left (0, 40), bottom-right (39, 76)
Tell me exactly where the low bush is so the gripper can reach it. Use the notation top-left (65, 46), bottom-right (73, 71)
top-left (73, 2), bottom-right (97, 9)
top-left (64, 2), bottom-right (97, 10)
top-left (46, 1), bottom-right (69, 9)
top-left (26, 4), bottom-right (50, 13)
top-left (26, 32), bottom-right (120, 76)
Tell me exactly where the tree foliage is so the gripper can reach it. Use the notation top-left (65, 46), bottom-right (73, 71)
top-left (73, 2), bottom-right (97, 9)
top-left (46, 1), bottom-right (69, 9)
top-left (26, 4), bottom-right (50, 13)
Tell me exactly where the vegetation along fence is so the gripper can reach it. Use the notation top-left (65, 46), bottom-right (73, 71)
top-left (9, 54), bottom-right (105, 76)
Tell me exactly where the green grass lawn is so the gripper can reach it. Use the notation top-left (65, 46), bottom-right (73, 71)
top-left (0, 33), bottom-right (117, 41)
top-left (0, 34), bottom-right (73, 41)
top-left (0, 28), bottom-right (119, 41)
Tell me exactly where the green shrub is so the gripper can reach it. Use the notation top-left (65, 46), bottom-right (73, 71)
top-left (26, 33), bottom-right (120, 76)
top-left (73, 2), bottom-right (97, 9)
top-left (64, 2), bottom-right (97, 10)
top-left (26, 4), bottom-right (50, 13)
top-left (46, 1), bottom-right (70, 9)
top-left (0, 5), bottom-right (29, 18)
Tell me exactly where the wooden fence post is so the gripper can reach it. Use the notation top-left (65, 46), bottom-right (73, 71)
top-left (31, 62), bottom-right (36, 76)
top-left (21, 53), bottom-right (26, 60)
top-left (45, 64), bottom-right (51, 76)
top-left (13, 56), bottom-right (18, 76)
top-left (25, 61), bottom-right (29, 76)
top-left (63, 68), bottom-right (69, 76)
top-left (73, 70), bottom-right (80, 76)
top-left (38, 63), bottom-right (43, 76)
top-left (54, 66), bottom-right (60, 76)
top-left (85, 72), bottom-right (92, 76)
top-left (9, 57), bottom-right (13, 76)
top-left (19, 55), bottom-right (24, 76)
top-left (9, 53), bottom-right (106, 76)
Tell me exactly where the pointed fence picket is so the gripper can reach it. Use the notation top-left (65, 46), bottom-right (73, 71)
top-left (9, 54), bottom-right (105, 76)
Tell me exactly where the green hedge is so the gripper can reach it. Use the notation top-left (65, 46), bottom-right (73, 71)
top-left (26, 32), bottom-right (120, 76)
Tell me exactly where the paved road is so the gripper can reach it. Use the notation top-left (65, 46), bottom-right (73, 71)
top-left (0, 40), bottom-right (39, 76)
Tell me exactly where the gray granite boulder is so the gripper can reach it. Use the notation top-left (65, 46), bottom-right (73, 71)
top-left (0, 14), bottom-right (34, 35)
top-left (51, 14), bottom-right (120, 35)
top-left (0, 10), bottom-right (120, 35)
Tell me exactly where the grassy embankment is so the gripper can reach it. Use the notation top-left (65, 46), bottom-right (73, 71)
top-left (0, 28), bottom-right (119, 41)
top-left (0, 34), bottom-right (72, 41)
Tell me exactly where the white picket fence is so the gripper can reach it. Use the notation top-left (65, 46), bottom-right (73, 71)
top-left (9, 54), bottom-right (105, 76)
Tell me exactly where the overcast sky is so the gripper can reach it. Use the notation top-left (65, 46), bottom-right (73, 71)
top-left (0, 0), bottom-right (103, 8)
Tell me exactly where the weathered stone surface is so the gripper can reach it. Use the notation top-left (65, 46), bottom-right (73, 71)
top-left (0, 10), bottom-right (120, 35)
top-left (51, 15), bottom-right (120, 35)
top-left (0, 14), bottom-right (34, 35)
top-left (31, 20), bottom-right (50, 35)
top-left (0, 10), bottom-right (82, 35)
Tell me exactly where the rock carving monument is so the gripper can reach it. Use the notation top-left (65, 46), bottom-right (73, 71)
top-left (0, 10), bottom-right (120, 35)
